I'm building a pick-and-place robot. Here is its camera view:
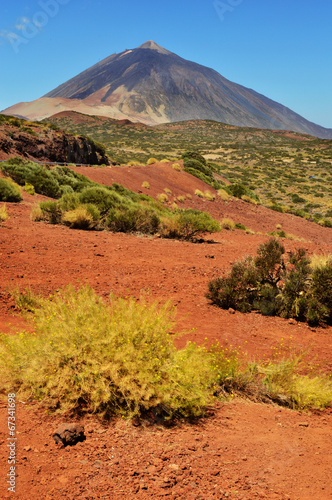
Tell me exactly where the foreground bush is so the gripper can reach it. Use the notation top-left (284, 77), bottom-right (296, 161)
top-left (207, 239), bottom-right (332, 325)
top-left (0, 286), bottom-right (217, 419)
top-left (1, 287), bottom-right (331, 418)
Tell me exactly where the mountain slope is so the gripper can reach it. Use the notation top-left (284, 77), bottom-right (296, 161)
top-left (3, 41), bottom-right (332, 138)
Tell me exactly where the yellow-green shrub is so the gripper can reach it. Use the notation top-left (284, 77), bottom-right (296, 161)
top-left (24, 182), bottom-right (35, 195)
top-left (62, 206), bottom-right (98, 229)
top-left (0, 286), bottom-right (218, 418)
top-left (157, 193), bottom-right (169, 203)
top-left (172, 162), bottom-right (181, 171)
top-left (147, 158), bottom-right (158, 165)
top-left (194, 189), bottom-right (204, 198)
top-left (204, 191), bottom-right (215, 201)
top-left (221, 218), bottom-right (235, 230)
top-left (217, 188), bottom-right (230, 201)
top-left (142, 181), bottom-right (150, 189)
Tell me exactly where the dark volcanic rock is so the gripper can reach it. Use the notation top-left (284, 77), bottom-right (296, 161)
top-left (0, 120), bottom-right (110, 165)
top-left (53, 423), bottom-right (86, 446)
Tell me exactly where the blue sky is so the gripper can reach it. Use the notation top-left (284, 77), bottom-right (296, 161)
top-left (1, 0), bottom-right (331, 128)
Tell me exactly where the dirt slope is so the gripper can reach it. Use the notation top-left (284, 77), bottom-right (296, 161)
top-left (0, 163), bottom-right (331, 499)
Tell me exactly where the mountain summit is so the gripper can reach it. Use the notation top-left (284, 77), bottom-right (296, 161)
top-left (3, 41), bottom-right (332, 138)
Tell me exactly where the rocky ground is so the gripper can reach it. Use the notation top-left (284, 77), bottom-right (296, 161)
top-left (0, 162), bottom-right (331, 499)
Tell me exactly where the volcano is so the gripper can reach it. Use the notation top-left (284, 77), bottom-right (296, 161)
top-left (3, 40), bottom-right (332, 138)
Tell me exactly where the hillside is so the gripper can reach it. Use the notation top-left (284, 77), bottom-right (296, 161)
top-left (3, 40), bottom-right (332, 138)
top-left (44, 111), bottom-right (332, 225)
top-left (0, 160), bottom-right (332, 499)
top-left (0, 114), bottom-right (110, 165)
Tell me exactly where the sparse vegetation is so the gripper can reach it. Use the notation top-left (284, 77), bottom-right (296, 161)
top-left (141, 181), bottom-right (150, 189)
top-left (42, 115), bottom-right (332, 226)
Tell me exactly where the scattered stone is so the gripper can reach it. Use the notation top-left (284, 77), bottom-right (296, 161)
top-left (288, 318), bottom-right (297, 325)
top-left (53, 423), bottom-right (86, 446)
top-left (228, 308), bottom-right (235, 314)
top-left (299, 422), bottom-right (309, 427)
top-left (24, 446), bottom-right (31, 451)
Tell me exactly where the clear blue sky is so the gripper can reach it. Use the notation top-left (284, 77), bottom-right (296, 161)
top-left (1, 0), bottom-right (331, 128)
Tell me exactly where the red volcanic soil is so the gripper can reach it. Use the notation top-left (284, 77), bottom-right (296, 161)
top-left (1, 163), bottom-right (332, 499)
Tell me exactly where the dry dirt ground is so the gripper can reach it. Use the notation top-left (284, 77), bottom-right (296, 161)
top-left (1, 163), bottom-right (332, 499)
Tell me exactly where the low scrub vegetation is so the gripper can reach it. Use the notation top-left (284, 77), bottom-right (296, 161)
top-left (1, 286), bottom-right (330, 420)
top-left (2, 157), bottom-right (220, 241)
top-left (1, 157), bottom-right (95, 198)
top-left (207, 239), bottom-right (332, 325)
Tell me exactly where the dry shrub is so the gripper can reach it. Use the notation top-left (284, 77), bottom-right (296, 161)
top-left (177, 195), bottom-right (186, 203)
top-left (221, 218), bottom-right (235, 230)
top-left (30, 204), bottom-right (45, 222)
top-left (217, 189), bottom-right (230, 201)
top-left (242, 194), bottom-right (259, 205)
top-left (204, 191), bottom-right (215, 201)
top-left (157, 193), bottom-right (169, 203)
top-left (62, 207), bottom-right (95, 229)
top-left (194, 189), bottom-right (204, 198)
top-left (172, 162), bottom-right (181, 171)
top-left (0, 203), bottom-right (9, 223)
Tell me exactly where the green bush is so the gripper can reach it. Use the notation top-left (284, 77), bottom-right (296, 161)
top-left (182, 151), bottom-right (207, 165)
top-left (227, 183), bottom-right (260, 202)
top-left (79, 186), bottom-right (124, 214)
top-left (161, 209), bottom-right (221, 241)
top-left (1, 158), bottom-right (60, 198)
top-left (183, 159), bottom-right (213, 179)
top-left (207, 239), bottom-right (332, 325)
top-left (0, 178), bottom-right (22, 202)
top-left (107, 205), bottom-right (160, 234)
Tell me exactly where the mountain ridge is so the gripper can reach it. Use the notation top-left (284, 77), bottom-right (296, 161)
top-left (3, 40), bottom-right (332, 139)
